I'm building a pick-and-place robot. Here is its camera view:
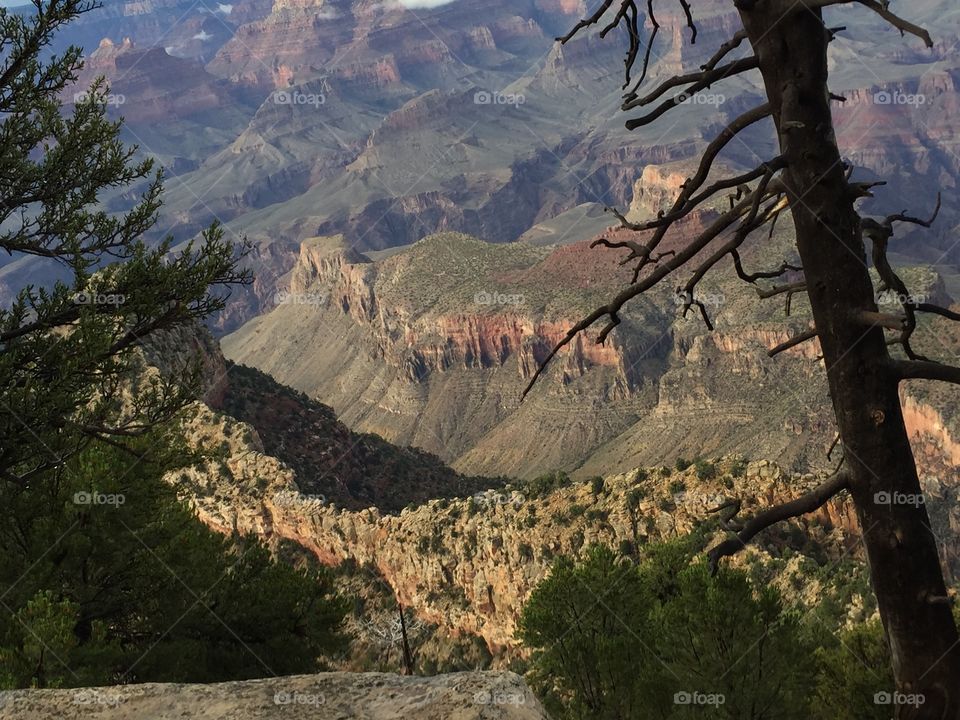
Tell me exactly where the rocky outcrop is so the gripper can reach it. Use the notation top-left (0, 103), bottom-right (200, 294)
top-left (71, 40), bottom-right (236, 121)
top-left (902, 390), bottom-right (960, 473)
top-left (225, 224), bottom-right (960, 481)
top-left (274, 233), bottom-right (637, 385)
top-left (140, 325), bottom-right (230, 407)
top-left (1, 671), bottom-right (548, 720)
top-left (178, 444), bottom-right (903, 651)
top-left (147, 331), bottom-right (960, 657)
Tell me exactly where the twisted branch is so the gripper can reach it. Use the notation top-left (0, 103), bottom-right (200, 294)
top-left (707, 470), bottom-right (851, 573)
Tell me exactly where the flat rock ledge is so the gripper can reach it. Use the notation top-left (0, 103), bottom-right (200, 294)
top-left (0, 671), bottom-right (550, 720)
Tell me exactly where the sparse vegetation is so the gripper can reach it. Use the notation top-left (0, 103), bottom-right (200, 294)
top-left (694, 458), bottom-right (717, 481)
top-left (626, 488), bottom-right (645, 510)
top-left (520, 471), bottom-right (573, 499)
top-left (584, 508), bottom-right (608, 523)
top-left (730, 458), bottom-right (749, 478)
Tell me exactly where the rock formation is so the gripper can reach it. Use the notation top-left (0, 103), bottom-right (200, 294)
top-left (147, 328), bottom-right (960, 657)
top-left (0, 671), bottom-right (548, 720)
top-left (223, 225), bottom-right (960, 484)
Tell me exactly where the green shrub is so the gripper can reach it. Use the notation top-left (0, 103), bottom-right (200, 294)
top-left (694, 458), bottom-right (717, 480)
top-left (626, 488), bottom-right (645, 511)
top-left (585, 509), bottom-right (608, 523)
top-left (521, 471), bottom-right (572, 499)
top-left (518, 541), bottom-right (817, 720)
top-left (730, 457), bottom-right (749, 478)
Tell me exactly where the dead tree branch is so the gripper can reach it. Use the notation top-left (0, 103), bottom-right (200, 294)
top-left (856, 0), bottom-right (934, 48)
top-left (861, 193), bottom-right (942, 361)
top-left (756, 281), bottom-right (806, 300)
top-left (625, 56), bottom-right (759, 111)
top-left (706, 470), bottom-right (851, 573)
top-left (892, 359), bottom-right (960, 385)
top-left (768, 328), bottom-right (818, 357)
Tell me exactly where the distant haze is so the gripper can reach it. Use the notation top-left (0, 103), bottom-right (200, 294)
top-left (399, 0), bottom-right (457, 7)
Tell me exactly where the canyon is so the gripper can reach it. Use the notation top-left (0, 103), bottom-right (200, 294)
top-left (55, 307), bottom-right (937, 665)
top-left (222, 197), bottom-right (960, 485)
top-left (165, 334), bottom-right (958, 654)
top-left (6, 0), bottom-right (960, 713)
top-left (4, 0), bottom-right (960, 337)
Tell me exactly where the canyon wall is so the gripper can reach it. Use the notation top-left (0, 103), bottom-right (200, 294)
top-left (171, 390), bottom-right (958, 652)
top-left (180, 426), bottom-right (862, 650)
top-left (224, 211), bottom-right (960, 485)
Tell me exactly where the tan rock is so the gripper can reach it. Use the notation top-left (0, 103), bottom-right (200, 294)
top-left (0, 672), bottom-right (548, 720)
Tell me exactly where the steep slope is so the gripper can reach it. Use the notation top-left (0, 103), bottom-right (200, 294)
top-left (217, 362), bottom-right (505, 511)
top-left (223, 208), bottom-right (960, 482)
top-left (142, 324), bottom-right (504, 513)
top-left (179, 438), bottom-right (960, 652)
top-left (148, 327), bottom-right (960, 658)
top-left (68, 39), bottom-right (261, 172)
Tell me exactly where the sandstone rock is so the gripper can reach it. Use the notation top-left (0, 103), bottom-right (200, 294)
top-left (0, 672), bottom-right (548, 720)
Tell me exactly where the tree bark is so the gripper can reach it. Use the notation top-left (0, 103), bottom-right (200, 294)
top-left (398, 603), bottom-right (414, 675)
top-left (737, 3), bottom-right (960, 716)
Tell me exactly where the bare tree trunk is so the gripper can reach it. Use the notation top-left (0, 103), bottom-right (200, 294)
top-left (398, 603), bottom-right (414, 675)
top-left (738, 3), bottom-right (960, 716)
